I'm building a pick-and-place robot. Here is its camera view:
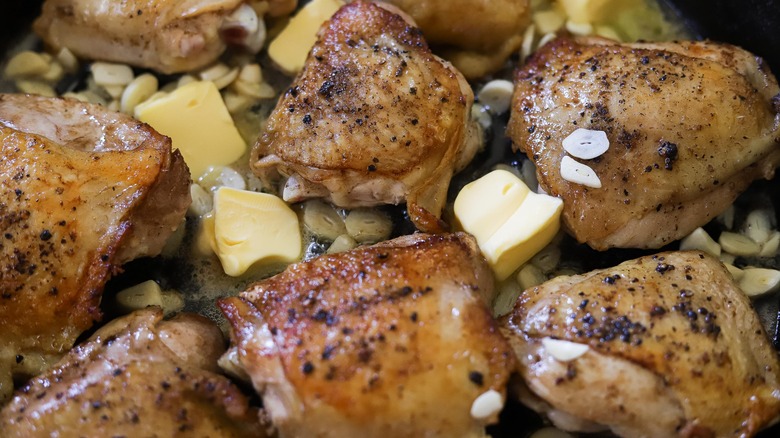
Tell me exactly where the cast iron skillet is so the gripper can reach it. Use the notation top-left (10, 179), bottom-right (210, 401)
top-left (1, 1), bottom-right (779, 437)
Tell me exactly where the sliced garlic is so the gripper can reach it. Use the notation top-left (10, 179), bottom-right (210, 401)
top-left (56, 47), bottom-right (79, 73)
top-left (679, 227), bottom-right (721, 257)
top-left (531, 245), bottom-right (561, 274)
top-left (520, 24), bottom-right (537, 62)
top-left (198, 166), bottom-right (247, 192)
top-left (91, 62), bottom-right (134, 86)
top-left (303, 199), bottom-right (347, 241)
top-left (470, 389), bottom-right (504, 420)
top-left (562, 128), bottom-right (609, 159)
top-left (533, 10), bottom-right (566, 34)
top-left (345, 208), bottom-right (393, 244)
top-left (198, 63), bottom-right (231, 82)
top-left (15, 80), bottom-right (56, 97)
top-left (717, 205), bottom-right (735, 230)
top-left (719, 231), bottom-right (761, 257)
top-left (724, 263), bottom-right (744, 281)
top-left (760, 231), bottom-right (780, 257)
top-left (188, 183), bottom-right (214, 217)
top-left (565, 20), bottom-right (594, 36)
top-left (536, 32), bottom-right (558, 50)
top-left (477, 79), bottom-right (514, 115)
top-left (719, 252), bottom-right (737, 265)
top-left (492, 278), bottom-right (523, 318)
top-left (121, 73), bottom-right (159, 114)
top-left (742, 209), bottom-right (773, 245)
top-left (4, 51), bottom-right (50, 78)
top-left (560, 156), bottom-right (601, 188)
top-left (326, 234), bottom-right (358, 254)
top-left (517, 264), bottom-right (545, 291)
top-left (541, 337), bottom-right (589, 362)
top-left (739, 268), bottom-right (780, 297)
top-left (116, 280), bottom-right (163, 312)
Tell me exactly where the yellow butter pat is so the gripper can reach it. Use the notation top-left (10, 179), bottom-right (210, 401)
top-left (135, 81), bottom-right (246, 179)
top-left (455, 170), bottom-right (563, 281)
top-left (212, 187), bottom-right (302, 276)
top-left (268, 0), bottom-right (344, 75)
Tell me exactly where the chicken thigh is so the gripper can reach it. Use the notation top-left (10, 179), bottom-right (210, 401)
top-left (251, 1), bottom-right (480, 233)
top-left (501, 251), bottom-right (780, 437)
top-left (378, 0), bottom-right (531, 78)
top-left (34, 0), bottom-right (296, 74)
top-left (218, 233), bottom-right (515, 437)
top-left (507, 37), bottom-right (780, 250)
top-left (0, 308), bottom-right (264, 437)
top-left (0, 94), bottom-right (190, 403)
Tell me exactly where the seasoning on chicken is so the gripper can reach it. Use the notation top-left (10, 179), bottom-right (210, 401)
top-left (251, 1), bottom-right (481, 233)
top-left (377, 0), bottom-right (531, 78)
top-left (0, 308), bottom-right (264, 437)
top-left (501, 251), bottom-right (780, 437)
top-left (0, 94), bottom-right (190, 403)
top-left (219, 233), bottom-right (515, 437)
top-left (33, 0), bottom-right (297, 74)
top-left (507, 37), bottom-right (780, 250)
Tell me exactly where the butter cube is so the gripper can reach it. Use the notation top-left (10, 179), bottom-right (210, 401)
top-left (455, 170), bottom-right (563, 280)
top-left (268, 0), bottom-right (344, 75)
top-left (135, 81), bottom-right (246, 178)
top-left (212, 187), bottom-right (302, 276)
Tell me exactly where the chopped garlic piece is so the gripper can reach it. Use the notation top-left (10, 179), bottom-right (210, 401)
top-left (739, 268), bottom-right (780, 297)
top-left (541, 337), bottom-right (590, 362)
top-left (492, 278), bottom-right (523, 318)
top-left (517, 264), bottom-right (545, 291)
top-left (679, 227), bottom-right (721, 257)
top-left (562, 128), bottom-right (609, 159)
top-left (560, 156), bottom-right (601, 188)
top-left (5, 51), bottom-right (50, 78)
top-left (470, 389), bottom-right (504, 420)
top-left (719, 232), bottom-right (761, 257)
top-left (724, 263), bottom-right (744, 281)
top-left (116, 280), bottom-right (163, 312)
top-left (477, 79), bottom-right (514, 115)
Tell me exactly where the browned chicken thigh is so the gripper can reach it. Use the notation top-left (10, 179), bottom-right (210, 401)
top-left (219, 233), bottom-right (515, 437)
top-left (34, 0), bottom-right (297, 74)
top-left (501, 251), bottom-right (780, 437)
top-left (0, 308), bottom-right (264, 437)
top-left (507, 37), bottom-right (780, 250)
top-left (252, 1), bottom-right (480, 233)
top-left (378, 0), bottom-right (531, 78)
top-left (0, 94), bottom-right (190, 403)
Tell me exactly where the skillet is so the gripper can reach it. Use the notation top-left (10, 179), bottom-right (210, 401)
top-left (1, 1), bottom-right (779, 436)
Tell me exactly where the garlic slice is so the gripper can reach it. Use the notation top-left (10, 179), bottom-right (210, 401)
top-left (541, 337), bottom-right (590, 362)
top-left (562, 128), bottom-right (610, 159)
top-left (477, 79), bottom-right (514, 115)
top-left (470, 389), bottom-right (504, 420)
top-left (560, 156), bottom-right (601, 188)
top-left (739, 268), bottom-right (780, 297)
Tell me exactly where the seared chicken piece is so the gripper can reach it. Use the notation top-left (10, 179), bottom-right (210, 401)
top-left (378, 0), bottom-right (531, 78)
top-left (0, 308), bottom-right (264, 437)
top-left (501, 251), bottom-right (780, 437)
top-left (0, 94), bottom-right (190, 402)
top-left (507, 37), bottom-right (780, 250)
top-left (219, 233), bottom-right (515, 437)
top-left (252, 1), bottom-right (480, 233)
top-left (34, 0), bottom-right (296, 74)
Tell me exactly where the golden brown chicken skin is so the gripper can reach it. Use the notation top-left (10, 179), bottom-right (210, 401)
top-left (33, 0), bottom-right (295, 74)
top-left (0, 308), bottom-right (264, 437)
top-left (219, 233), bottom-right (514, 437)
top-left (507, 37), bottom-right (780, 250)
top-left (0, 94), bottom-right (190, 403)
top-left (252, 1), bottom-right (480, 233)
top-left (378, 0), bottom-right (530, 78)
top-left (501, 251), bottom-right (780, 437)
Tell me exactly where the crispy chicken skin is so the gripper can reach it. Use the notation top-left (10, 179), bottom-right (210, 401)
top-left (507, 37), bottom-right (780, 250)
top-left (501, 251), bottom-right (780, 437)
top-left (218, 233), bottom-right (515, 437)
top-left (378, 0), bottom-right (531, 78)
top-left (0, 94), bottom-right (190, 403)
top-left (33, 0), bottom-right (296, 74)
top-left (0, 308), bottom-right (264, 437)
top-left (251, 1), bottom-right (480, 233)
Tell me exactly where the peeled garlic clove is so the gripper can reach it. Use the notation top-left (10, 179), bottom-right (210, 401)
top-left (680, 227), bottom-right (721, 257)
top-left (739, 268), bottom-right (780, 297)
